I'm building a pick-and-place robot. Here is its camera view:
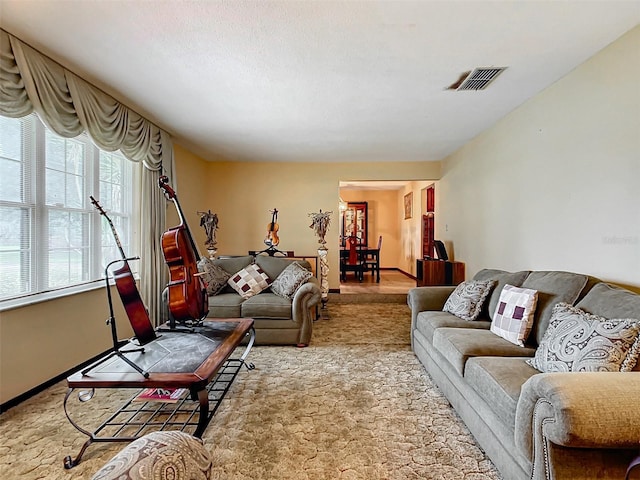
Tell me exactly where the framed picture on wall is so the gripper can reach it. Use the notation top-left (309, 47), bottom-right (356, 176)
top-left (404, 192), bottom-right (413, 219)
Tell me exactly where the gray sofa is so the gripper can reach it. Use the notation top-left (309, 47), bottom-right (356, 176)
top-left (408, 269), bottom-right (640, 480)
top-left (163, 255), bottom-right (321, 346)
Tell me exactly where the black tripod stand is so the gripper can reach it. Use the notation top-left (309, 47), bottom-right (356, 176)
top-left (81, 259), bottom-right (149, 378)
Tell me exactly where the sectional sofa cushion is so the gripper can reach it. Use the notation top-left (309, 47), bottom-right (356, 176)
top-left (415, 311), bottom-right (491, 344)
top-left (241, 292), bottom-right (292, 319)
top-left (254, 255), bottom-right (312, 281)
top-left (465, 356), bottom-right (539, 431)
top-left (443, 279), bottom-right (496, 321)
top-left (527, 302), bottom-right (640, 373)
top-left (472, 269), bottom-right (531, 321)
top-left (576, 282), bottom-right (640, 320)
top-left (207, 292), bottom-right (244, 317)
top-left (521, 271), bottom-right (588, 345)
top-left (490, 284), bottom-right (538, 347)
top-left (432, 328), bottom-right (537, 376)
top-left (213, 255), bottom-right (254, 274)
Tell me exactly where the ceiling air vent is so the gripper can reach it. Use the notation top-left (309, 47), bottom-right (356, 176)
top-left (448, 67), bottom-right (507, 91)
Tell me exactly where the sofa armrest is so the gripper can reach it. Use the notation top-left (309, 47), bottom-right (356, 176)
top-left (516, 372), bottom-right (640, 460)
top-left (407, 286), bottom-right (456, 336)
top-left (291, 277), bottom-right (322, 345)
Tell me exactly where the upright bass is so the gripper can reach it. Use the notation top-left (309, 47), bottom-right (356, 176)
top-left (158, 176), bottom-right (209, 323)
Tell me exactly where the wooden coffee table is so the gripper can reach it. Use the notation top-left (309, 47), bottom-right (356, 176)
top-left (63, 318), bottom-right (255, 468)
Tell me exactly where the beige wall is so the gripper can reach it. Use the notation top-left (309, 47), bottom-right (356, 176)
top-left (0, 287), bottom-right (131, 404)
top-left (173, 157), bottom-right (440, 288)
top-left (438, 26), bottom-right (640, 292)
top-left (168, 144), bottom-right (214, 235)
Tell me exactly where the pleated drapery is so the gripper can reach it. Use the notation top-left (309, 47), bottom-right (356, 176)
top-left (0, 28), bottom-right (174, 324)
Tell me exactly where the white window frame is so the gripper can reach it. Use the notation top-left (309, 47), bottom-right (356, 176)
top-left (0, 113), bottom-right (138, 309)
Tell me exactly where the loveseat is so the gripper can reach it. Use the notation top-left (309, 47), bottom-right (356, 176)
top-left (162, 255), bottom-right (321, 346)
top-left (408, 269), bottom-right (640, 480)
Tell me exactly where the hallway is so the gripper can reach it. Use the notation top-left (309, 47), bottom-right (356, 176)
top-left (339, 269), bottom-right (415, 295)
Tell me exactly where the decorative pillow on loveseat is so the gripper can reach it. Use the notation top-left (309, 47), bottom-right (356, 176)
top-left (228, 263), bottom-right (272, 299)
top-left (490, 284), bottom-right (538, 346)
top-left (443, 280), bottom-right (496, 321)
top-left (527, 302), bottom-right (640, 373)
top-left (197, 258), bottom-right (231, 295)
top-left (270, 261), bottom-right (313, 299)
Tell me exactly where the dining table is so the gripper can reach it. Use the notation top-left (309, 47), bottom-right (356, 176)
top-left (339, 245), bottom-right (380, 282)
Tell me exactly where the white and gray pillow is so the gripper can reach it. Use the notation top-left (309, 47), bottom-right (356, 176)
top-left (270, 262), bottom-right (313, 299)
top-left (527, 302), bottom-right (640, 373)
top-left (227, 263), bottom-right (272, 299)
top-left (490, 284), bottom-right (538, 347)
top-left (197, 258), bottom-right (231, 296)
top-left (443, 280), bottom-right (496, 321)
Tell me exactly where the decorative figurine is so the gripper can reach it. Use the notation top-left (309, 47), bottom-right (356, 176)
top-left (308, 209), bottom-right (332, 247)
top-left (197, 210), bottom-right (219, 258)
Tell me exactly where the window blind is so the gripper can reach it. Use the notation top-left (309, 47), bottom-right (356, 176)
top-left (0, 112), bottom-right (136, 302)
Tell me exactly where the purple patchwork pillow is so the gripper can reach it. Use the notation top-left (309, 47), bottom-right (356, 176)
top-left (490, 284), bottom-right (538, 346)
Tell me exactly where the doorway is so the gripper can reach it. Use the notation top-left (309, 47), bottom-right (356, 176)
top-left (338, 180), bottom-right (436, 287)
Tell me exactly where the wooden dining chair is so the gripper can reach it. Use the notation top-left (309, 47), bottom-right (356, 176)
top-left (364, 235), bottom-right (382, 282)
top-left (340, 236), bottom-right (365, 282)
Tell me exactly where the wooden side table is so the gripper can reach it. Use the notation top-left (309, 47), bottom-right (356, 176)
top-left (416, 259), bottom-right (465, 286)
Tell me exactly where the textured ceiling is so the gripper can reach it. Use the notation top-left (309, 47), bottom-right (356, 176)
top-left (1, 1), bottom-right (639, 162)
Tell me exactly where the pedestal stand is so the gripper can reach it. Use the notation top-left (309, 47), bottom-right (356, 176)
top-left (318, 245), bottom-right (329, 308)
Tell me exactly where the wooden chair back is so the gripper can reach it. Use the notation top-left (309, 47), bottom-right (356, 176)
top-left (347, 236), bottom-right (361, 264)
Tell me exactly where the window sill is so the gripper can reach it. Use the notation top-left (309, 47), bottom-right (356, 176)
top-left (0, 280), bottom-right (111, 312)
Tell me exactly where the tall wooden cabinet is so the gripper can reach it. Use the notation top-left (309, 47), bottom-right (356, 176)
top-left (422, 185), bottom-right (435, 259)
top-left (341, 202), bottom-right (367, 245)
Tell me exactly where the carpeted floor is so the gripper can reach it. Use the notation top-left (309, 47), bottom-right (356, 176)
top-left (0, 302), bottom-right (502, 480)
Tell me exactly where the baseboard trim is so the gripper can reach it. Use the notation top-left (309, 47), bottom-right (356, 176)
top-left (333, 268), bottom-right (415, 289)
top-left (379, 267), bottom-right (415, 280)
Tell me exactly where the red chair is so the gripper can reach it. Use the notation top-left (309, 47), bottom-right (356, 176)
top-left (340, 236), bottom-right (365, 282)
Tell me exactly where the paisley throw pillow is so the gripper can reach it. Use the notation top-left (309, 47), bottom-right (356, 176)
top-left (443, 280), bottom-right (496, 321)
top-left (527, 302), bottom-right (640, 372)
top-left (197, 258), bottom-right (231, 296)
top-left (271, 262), bottom-right (313, 299)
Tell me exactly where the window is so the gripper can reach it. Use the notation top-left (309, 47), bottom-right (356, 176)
top-left (0, 113), bottom-right (137, 303)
